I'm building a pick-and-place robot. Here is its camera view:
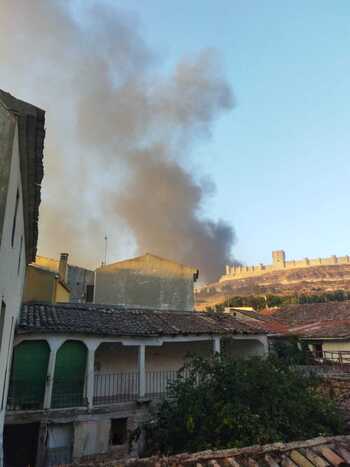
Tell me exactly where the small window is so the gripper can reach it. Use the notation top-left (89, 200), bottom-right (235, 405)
top-left (11, 189), bottom-right (20, 248)
top-left (110, 418), bottom-right (127, 446)
top-left (17, 235), bottom-right (23, 275)
top-left (86, 285), bottom-right (94, 303)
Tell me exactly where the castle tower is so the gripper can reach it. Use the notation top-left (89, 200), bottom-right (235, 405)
top-left (272, 250), bottom-right (286, 268)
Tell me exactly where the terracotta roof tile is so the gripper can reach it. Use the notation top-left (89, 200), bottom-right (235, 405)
top-left (125, 435), bottom-right (350, 467)
top-left (18, 303), bottom-right (267, 338)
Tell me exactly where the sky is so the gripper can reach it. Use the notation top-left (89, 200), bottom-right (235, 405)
top-left (112, 1), bottom-right (350, 266)
top-left (2, 1), bottom-right (350, 277)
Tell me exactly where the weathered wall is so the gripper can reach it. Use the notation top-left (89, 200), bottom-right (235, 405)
top-left (35, 256), bottom-right (94, 303)
top-left (0, 121), bottom-right (27, 463)
top-left (22, 266), bottom-right (56, 303)
top-left (55, 282), bottom-right (71, 303)
top-left (95, 341), bottom-right (212, 374)
top-left (22, 266), bottom-right (70, 303)
top-left (0, 104), bottom-right (15, 246)
top-left (95, 254), bottom-right (196, 311)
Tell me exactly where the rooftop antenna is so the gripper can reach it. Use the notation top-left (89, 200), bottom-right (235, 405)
top-left (104, 233), bottom-right (108, 266)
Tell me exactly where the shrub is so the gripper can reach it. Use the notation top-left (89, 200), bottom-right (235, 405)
top-left (143, 355), bottom-right (344, 455)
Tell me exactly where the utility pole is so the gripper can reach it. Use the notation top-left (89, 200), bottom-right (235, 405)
top-left (104, 233), bottom-right (108, 266)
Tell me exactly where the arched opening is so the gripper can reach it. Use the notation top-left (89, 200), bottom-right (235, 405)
top-left (52, 340), bottom-right (87, 408)
top-left (7, 340), bottom-right (50, 410)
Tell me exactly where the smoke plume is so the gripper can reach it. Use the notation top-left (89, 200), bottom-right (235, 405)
top-left (0, 0), bottom-right (236, 281)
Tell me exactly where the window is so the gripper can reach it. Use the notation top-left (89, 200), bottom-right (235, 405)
top-left (86, 285), bottom-right (94, 303)
top-left (17, 235), bottom-right (23, 275)
top-left (110, 418), bottom-right (127, 446)
top-left (11, 189), bottom-right (19, 248)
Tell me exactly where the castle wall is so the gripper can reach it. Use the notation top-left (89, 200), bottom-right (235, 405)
top-left (219, 254), bottom-right (350, 282)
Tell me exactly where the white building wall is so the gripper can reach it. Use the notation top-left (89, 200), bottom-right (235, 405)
top-left (0, 122), bottom-right (27, 461)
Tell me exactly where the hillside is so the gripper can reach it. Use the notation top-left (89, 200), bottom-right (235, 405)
top-left (195, 264), bottom-right (350, 311)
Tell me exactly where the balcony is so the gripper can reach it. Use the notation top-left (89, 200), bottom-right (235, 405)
top-left (7, 368), bottom-right (185, 411)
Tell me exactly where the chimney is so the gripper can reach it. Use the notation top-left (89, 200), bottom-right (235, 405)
top-left (58, 253), bottom-right (69, 282)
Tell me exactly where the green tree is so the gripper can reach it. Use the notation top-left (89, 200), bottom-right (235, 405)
top-left (143, 356), bottom-right (344, 455)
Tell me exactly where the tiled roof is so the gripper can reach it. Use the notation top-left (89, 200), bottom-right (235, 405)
top-left (126, 435), bottom-right (350, 467)
top-left (261, 302), bottom-right (350, 339)
top-left (265, 301), bottom-right (350, 325)
top-left (0, 90), bottom-right (45, 263)
top-left (18, 303), bottom-right (267, 337)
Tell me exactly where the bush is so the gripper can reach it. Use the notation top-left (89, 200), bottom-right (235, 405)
top-left (143, 355), bottom-right (344, 455)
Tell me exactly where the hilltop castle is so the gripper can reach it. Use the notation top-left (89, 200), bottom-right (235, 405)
top-left (219, 250), bottom-right (350, 282)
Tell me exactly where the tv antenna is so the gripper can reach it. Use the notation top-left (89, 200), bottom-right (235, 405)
top-left (104, 233), bottom-right (108, 266)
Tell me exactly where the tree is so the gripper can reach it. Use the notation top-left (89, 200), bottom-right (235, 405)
top-left (143, 355), bottom-right (344, 455)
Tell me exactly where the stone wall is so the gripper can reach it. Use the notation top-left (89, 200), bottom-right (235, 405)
top-left (220, 252), bottom-right (350, 282)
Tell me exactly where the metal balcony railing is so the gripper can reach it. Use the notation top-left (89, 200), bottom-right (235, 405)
top-left (7, 380), bottom-right (45, 411)
top-left (313, 350), bottom-right (350, 368)
top-left (93, 368), bottom-right (187, 405)
top-left (51, 379), bottom-right (88, 409)
top-left (93, 371), bottom-right (139, 405)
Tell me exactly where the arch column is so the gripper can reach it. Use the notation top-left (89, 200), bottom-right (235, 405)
top-left (138, 344), bottom-right (146, 398)
top-left (44, 337), bottom-right (65, 409)
top-left (213, 336), bottom-right (221, 354)
top-left (85, 339), bottom-right (100, 409)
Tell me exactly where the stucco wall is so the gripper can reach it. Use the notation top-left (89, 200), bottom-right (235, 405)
top-left (0, 122), bottom-right (27, 460)
top-left (95, 254), bottom-right (195, 311)
top-left (23, 266), bottom-right (56, 303)
top-left (322, 341), bottom-right (350, 353)
top-left (55, 282), bottom-right (70, 303)
top-left (95, 341), bottom-right (212, 374)
top-left (0, 104), bottom-right (15, 246)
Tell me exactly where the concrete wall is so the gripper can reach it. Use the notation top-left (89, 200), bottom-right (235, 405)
top-left (95, 254), bottom-right (196, 311)
top-left (0, 121), bottom-right (27, 463)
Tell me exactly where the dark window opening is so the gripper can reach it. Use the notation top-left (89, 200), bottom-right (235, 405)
top-left (110, 418), bottom-right (127, 446)
top-left (314, 343), bottom-right (323, 358)
top-left (86, 284), bottom-right (94, 303)
top-left (17, 235), bottom-right (23, 275)
top-left (11, 189), bottom-right (20, 248)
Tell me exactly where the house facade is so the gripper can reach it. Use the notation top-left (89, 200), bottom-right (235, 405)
top-left (0, 90), bottom-right (45, 466)
top-left (4, 302), bottom-right (268, 466)
top-left (94, 253), bottom-right (199, 311)
top-left (23, 264), bottom-right (70, 304)
top-left (35, 254), bottom-right (94, 303)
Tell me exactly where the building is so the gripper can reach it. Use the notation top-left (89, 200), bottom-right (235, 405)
top-left (0, 90), bottom-right (45, 465)
top-left (35, 254), bottom-right (94, 303)
top-left (221, 250), bottom-right (350, 282)
top-left (22, 263), bottom-right (70, 304)
top-left (263, 301), bottom-right (350, 360)
top-left (4, 302), bottom-right (268, 466)
top-left (94, 253), bottom-right (199, 311)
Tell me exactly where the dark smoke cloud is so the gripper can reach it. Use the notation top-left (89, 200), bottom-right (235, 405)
top-left (0, 0), bottom-right (236, 281)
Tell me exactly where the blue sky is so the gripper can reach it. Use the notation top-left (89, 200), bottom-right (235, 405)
top-left (106, 0), bottom-right (350, 266)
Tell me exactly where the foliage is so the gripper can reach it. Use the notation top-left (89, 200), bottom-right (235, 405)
top-left (272, 337), bottom-right (313, 365)
top-left (206, 290), bottom-right (350, 312)
top-left (143, 355), bottom-right (344, 455)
